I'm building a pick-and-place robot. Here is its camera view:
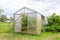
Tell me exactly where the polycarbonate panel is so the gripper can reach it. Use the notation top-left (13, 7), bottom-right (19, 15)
top-left (28, 13), bottom-right (37, 33)
top-left (14, 15), bottom-right (21, 32)
top-left (15, 8), bottom-right (25, 14)
top-left (37, 13), bottom-right (42, 34)
top-left (25, 8), bottom-right (36, 14)
top-left (15, 23), bottom-right (21, 32)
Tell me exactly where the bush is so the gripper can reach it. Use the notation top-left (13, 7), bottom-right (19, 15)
top-left (41, 25), bottom-right (60, 32)
top-left (42, 13), bottom-right (60, 32)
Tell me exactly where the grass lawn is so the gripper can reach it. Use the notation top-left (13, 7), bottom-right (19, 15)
top-left (0, 22), bottom-right (60, 40)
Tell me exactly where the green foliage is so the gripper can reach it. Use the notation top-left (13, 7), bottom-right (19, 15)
top-left (0, 22), bottom-right (13, 32)
top-left (47, 13), bottom-right (60, 26)
top-left (42, 13), bottom-right (60, 32)
top-left (21, 14), bottom-right (27, 31)
top-left (42, 25), bottom-right (60, 32)
top-left (0, 15), bottom-right (7, 22)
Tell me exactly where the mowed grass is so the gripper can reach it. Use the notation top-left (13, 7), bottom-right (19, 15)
top-left (0, 22), bottom-right (60, 40)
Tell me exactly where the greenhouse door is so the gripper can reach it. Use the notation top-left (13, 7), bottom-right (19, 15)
top-left (14, 15), bottom-right (22, 32)
top-left (28, 13), bottom-right (37, 34)
top-left (21, 14), bottom-right (28, 32)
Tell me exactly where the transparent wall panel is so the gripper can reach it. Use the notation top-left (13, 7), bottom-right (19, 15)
top-left (28, 13), bottom-right (37, 33)
top-left (25, 8), bottom-right (36, 14)
top-left (15, 8), bottom-right (25, 14)
top-left (14, 15), bottom-right (21, 32)
top-left (37, 13), bottom-right (42, 34)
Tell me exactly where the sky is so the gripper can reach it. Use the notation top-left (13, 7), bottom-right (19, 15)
top-left (0, 0), bottom-right (60, 18)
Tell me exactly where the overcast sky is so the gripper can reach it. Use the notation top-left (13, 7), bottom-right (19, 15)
top-left (0, 0), bottom-right (60, 18)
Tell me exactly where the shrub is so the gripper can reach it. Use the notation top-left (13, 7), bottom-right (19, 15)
top-left (42, 13), bottom-right (60, 32)
top-left (41, 25), bottom-right (60, 32)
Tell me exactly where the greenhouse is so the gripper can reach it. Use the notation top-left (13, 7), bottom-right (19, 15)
top-left (13, 7), bottom-right (45, 34)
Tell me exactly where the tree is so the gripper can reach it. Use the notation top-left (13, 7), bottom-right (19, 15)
top-left (0, 15), bottom-right (7, 22)
top-left (42, 13), bottom-right (60, 32)
top-left (47, 13), bottom-right (60, 26)
top-left (0, 9), bottom-right (4, 22)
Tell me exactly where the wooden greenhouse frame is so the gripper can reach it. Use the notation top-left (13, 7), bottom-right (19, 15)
top-left (13, 7), bottom-right (45, 34)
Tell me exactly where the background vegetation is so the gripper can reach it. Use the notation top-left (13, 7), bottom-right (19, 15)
top-left (0, 9), bottom-right (60, 40)
top-left (42, 13), bottom-right (60, 32)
